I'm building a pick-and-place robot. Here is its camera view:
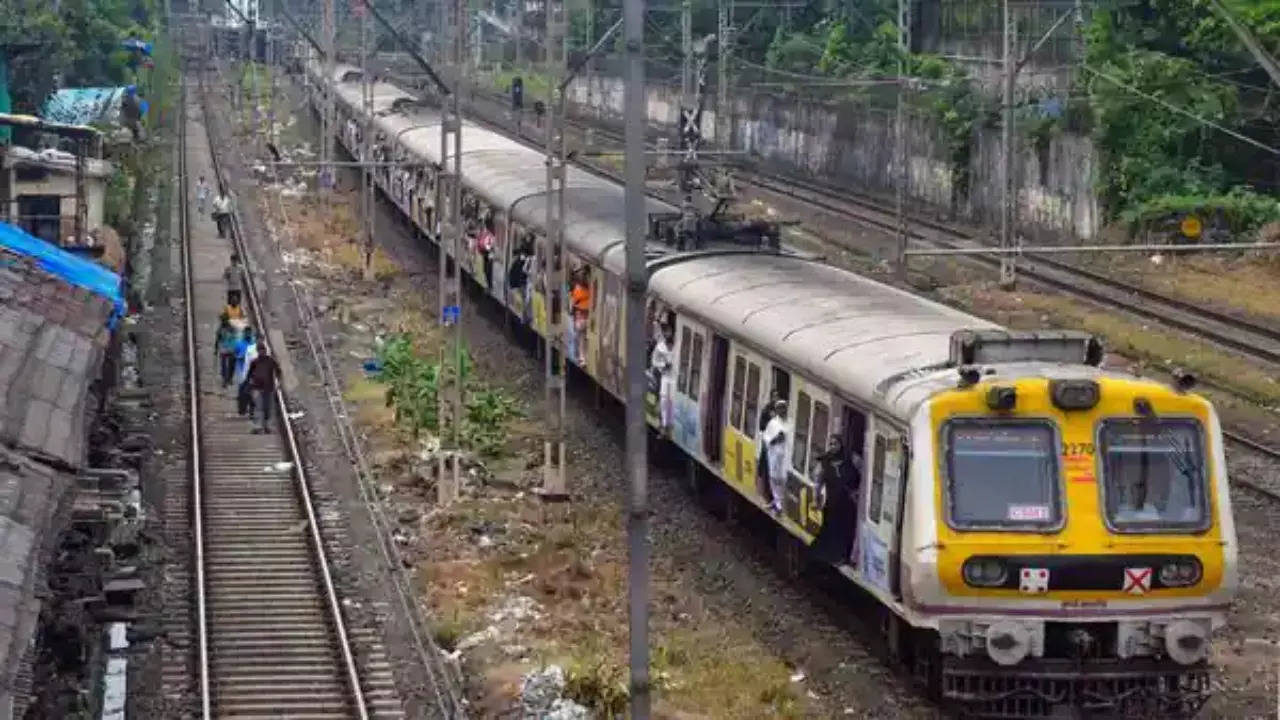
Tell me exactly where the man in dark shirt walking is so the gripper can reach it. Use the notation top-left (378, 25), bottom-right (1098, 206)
top-left (246, 350), bottom-right (280, 434)
top-left (223, 253), bottom-right (247, 306)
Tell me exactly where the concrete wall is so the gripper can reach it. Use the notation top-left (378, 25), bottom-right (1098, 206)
top-left (564, 74), bottom-right (1100, 241)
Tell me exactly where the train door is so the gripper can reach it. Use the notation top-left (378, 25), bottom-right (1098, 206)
top-left (672, 318), bottom-right (707, 456)
top-left (722, 347), bottom-right (764, 496)
top-left (787, 381), bottom-right (832, 538)
top-left (859, 416), bottom-right (907, 598)
top-left (702, 334), bottom-right (729, 463)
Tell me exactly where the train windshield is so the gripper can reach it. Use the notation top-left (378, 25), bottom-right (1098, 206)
top-left (944, 421), bottom-right (1061, 530)
top-left (1100, 419), bottom-right (1209, 532)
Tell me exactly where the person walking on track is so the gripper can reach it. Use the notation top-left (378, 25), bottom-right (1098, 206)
top-left (246, 350), bottom-right (281, 434)
top-left (233, 326), bottom-right (258, 416)
top-left (214, 314), bottom-right (238, 388)
top-left (223, 252), bottom-right (247, 307)
top-left (211, 188), bottom-right (233, 239)
top-left (195, 175), bottom-right (210, 215)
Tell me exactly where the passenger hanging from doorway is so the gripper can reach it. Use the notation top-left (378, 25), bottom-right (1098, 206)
top-left (650, 323), bottom-right (675, 436)
top-left (762, 399), bottom-right (789, 515)
top-left (223, 252), bottom-right (247, 306)
top-left (195, 175), bottom-right (211, 215)
top-left (756, 390), bottom-right (781, 505)
top-left (811, 434), bottom-right (862, 565)
top-left (247, 349), bottom-right (280, 434)
top-left (234, 326), bottom-right (259, 415)
top-left (211, 188), bottom-right (233, 239)
top-left (570, 267), bottom-right (591, 365)
top-left (477, 217), bottom-right (496, 291)
top-left (508, 237), bottom-right (533, 322)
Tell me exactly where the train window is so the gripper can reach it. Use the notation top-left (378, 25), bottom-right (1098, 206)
top-left (810, 401), bottom-right (830, 474)
top-left (744, 363), bottom-right (762, 440)
top-left (1099, 418), bottom-right (1209, 533)
top-left (677, 327), bottom-right (693, 396)
top-left (867, 434), bottom-right (886, 521)
top-left (943, 420), bottom-right (1061, 530)
top-left (730, 355), bottom-right (746, 431)
top-left (687, 333), bottom-right (705, 400)
top-left (792, 391), bottom-right (812, 473)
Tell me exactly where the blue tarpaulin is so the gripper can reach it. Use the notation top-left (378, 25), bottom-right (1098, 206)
top-left (0, 222), bottom-right (125, 328)
top-left (40, 87), bottom-right (126, 127)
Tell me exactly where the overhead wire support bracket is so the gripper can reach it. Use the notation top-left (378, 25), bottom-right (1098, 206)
top-left (359, 0), bottom-right (453, 97)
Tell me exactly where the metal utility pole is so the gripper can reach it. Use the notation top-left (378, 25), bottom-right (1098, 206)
top-left (267, 0), bottom-right (276, 149)
top-left (894, 0), bottom-right (909, 280)
top-left (361, 0), bottom-right (377, 279)
top-left (515, 0), bottom-right (524, 67)
top-left (681, 0), bottom-right (692, 101)
top-left (716, 0), bottom-right (731, 187)
top-left (542, 0), bottom-right (569, 500)
top-left (585, 0), bottom-right (595, 111)
top-left (437, 0), bottom-right (465, 506)
top-left (1000, 0), bottom-right (1016, 288)
top-left (623, 0), bottom-right (650, 716)
top-left (322, 0), bottom-right (336, 192)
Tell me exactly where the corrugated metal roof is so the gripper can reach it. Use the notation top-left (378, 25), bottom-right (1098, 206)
top-left (39, 87), bottom-right (125, 127)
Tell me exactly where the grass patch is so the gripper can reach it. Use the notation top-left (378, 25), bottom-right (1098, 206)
top-left (944, 286), bottom-right (1280, 406)
top-left (1079, 252), bottom-right (1280, 325)
top-left (650, 626), bottom-right (808, 719)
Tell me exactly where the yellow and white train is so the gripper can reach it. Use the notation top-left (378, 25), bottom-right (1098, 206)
top-left (304, 61), bottom-right (1238, 718)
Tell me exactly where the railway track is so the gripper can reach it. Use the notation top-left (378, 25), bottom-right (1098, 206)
top-left (179, 74), bottom-right (404, 718)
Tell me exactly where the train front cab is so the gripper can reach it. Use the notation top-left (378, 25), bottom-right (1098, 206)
top-left (903, 371), bottom-right (1237, 718)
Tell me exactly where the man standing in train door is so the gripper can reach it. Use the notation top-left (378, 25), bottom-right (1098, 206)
top-left (757, 389), bottom-right (781, 504)
top-left (762, 399), bottom-right (789, 515)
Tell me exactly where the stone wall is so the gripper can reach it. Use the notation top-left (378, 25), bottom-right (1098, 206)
top-left (563, 74), bottom-right (1100, 241)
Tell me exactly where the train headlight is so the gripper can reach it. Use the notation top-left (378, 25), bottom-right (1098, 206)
top-left (962, 557), bottom-right (1008, 588)
top-left (985, 620), bottom-right (1031, 667)
top-left (1163, 620), bottom-right (1209, 665)
top-left (1158, 558), bottom-right (1202, 587)
top-left (1049, 379), bottom-right (1100, 411)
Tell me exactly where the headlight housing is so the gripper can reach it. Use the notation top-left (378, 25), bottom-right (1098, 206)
top-left (963, 557), bottom-right (1008, 587)
top-left (1158, 558), bottom-right (1202, 588)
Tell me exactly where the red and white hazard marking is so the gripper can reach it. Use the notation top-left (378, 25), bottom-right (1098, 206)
top-left (1019, 567), bottom-right (1050, 594)
top-left (1124, 567), bottom-right (1152, 595)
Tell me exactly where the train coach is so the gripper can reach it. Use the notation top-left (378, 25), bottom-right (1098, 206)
top-left (302, 60), bottom-right (1238, 718)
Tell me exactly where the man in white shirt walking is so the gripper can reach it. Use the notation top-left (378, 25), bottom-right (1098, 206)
top-left (211, 189), bottom-right (233, 239)
top-left (195, 175), bottom-right (210, 215)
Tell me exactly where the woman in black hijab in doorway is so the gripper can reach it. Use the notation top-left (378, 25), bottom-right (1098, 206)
top-left (812, 434), bottom-right (861, 565)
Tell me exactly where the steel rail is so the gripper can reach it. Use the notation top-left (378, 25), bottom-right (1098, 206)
top-left (194, 68), bottom-right (371, 719)
top-left (740, 173), bottom-right (1280, 368)
top-left (178, 71), bottom-right (214, 720)
top-left (258, 75), bottom-right (466, 716)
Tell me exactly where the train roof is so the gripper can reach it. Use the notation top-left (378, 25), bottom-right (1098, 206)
top-left (647, 253), bottom-right (1138, 419)
top-left (324, 70), bottom-right (683, 275)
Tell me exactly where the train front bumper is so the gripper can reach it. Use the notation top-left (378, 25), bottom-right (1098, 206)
top-left (942, 655), bottom-right (1210, 719)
